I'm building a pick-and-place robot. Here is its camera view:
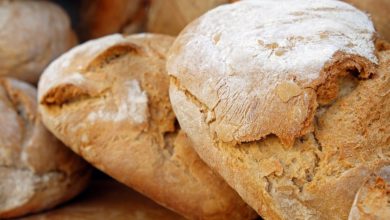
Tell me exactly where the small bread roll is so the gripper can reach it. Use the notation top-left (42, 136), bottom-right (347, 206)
top-left (349, 166), bottom-right (390, 220)
top-left (0, 78), bottom-right (90, 219)
top-left (168, 0), bottom-right (389, 219)
top-left (37, 34), bottom-right (256, 220)
top-left (79, 0), bottom-right (144, 41)
top-left (146, 0), bottom-right (233, 36)
top-left (344, 0), bottom-right (390, 42)
top-left (0, 0), bottom-right (77, 84)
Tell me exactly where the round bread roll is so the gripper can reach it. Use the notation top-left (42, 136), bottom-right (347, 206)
top-left (348, 166), bottom-right (390, 220)
top-left (37, 34), bottom-right (257, 220)
top-left (78, 0), bottom-right (145, 41)
top-left (0, 0), bottom-right (77, 84)
top-left (146, 0), bottom-right (233, 36)
top-left (0, 78), bottom-right (90, 219)
top-left (167, 0), bottom-right (390, 219)
top-left (343, 0), bottom-right (390, 42)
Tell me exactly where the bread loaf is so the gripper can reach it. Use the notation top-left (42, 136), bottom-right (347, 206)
top-left (167, 0), bottom-right (390, 219)
top-left (37, 33), bottom-right (256, 220)
top-left (0, 78), bottom-right (90, 219)
top-left (0, 0), bottom-right (77, 84)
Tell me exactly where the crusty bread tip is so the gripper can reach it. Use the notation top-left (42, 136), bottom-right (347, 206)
top-left (38, 33), bottom-right (257, 220)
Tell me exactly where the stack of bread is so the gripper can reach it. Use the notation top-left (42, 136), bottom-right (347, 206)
top-left (1, 0), bottom-right (389, 219)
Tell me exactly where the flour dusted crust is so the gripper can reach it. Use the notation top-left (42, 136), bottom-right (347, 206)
top-left (349, 166), bottom-right (390, 220)
top-left (0, 78), bottom-right (90, 219)
top-left (168, 1), bottom-right (390, 219)
top-left (38, 34), bottom-right (256, 220)
top-left (79, 0), bottom-right (145, 40)
top-left (168, 0), bottom-right (377, 146)
top-left (146, 0), bottom-right (233, 36)
top-left (344, 0), bottom-right (390, 42)
top-left (0, 0), bottom-right (77, 84)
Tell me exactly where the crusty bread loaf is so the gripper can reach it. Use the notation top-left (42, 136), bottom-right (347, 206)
top-left (167, 1), bottom-right (390, 219)
top-left (146, 0), bottom-right (233, 36)
top-left (79, 0), bottom-right (145, 41)
top-left (37, 33), bottom-right (257, 220)
top-left (348, 166), bottom-right (390, 220)
top-left (343, 0), bottom-right (390, 42)
top-left (0, 78), bottom-right (90, 219)
top-left (23, 179), bottom-right (185, 220)
top-left (0, 0), bottom-right (77, 84)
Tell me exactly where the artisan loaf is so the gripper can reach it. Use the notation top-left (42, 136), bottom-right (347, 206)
top-left (0, 78), bottom-right (90, 219)
top-left (37, 33), bottom-right (256, 220)
top-left (0, 0), bottom-right (76, 83)
top-left (167, 0), bottom-right (390, 219)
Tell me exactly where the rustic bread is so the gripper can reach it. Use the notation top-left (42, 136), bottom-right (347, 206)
top-left (78, 0), bottom-right (145, 41)
top-left (146, 0), bottom-right (233, 36)
top-left (167, 1), bottom-right (390, 219)
top-left (37, 33), bottom-right (257, 220)
top-left (0, 0), bottom-right (76, 84)
top-left (348, 166), bottom-right (390, 220)
top-left (343, 0), bottom-right (390, 42)
top-left (0, 78), bottom-right (90, 219)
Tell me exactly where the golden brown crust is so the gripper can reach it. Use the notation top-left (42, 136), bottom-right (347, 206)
top-left (169, 46), bottom-right (390, 219)
top-left (0, 78), bottom-right (90, 219)
top-left (167, 1), bottom-right (390, 219)
top-left (348, 166), bottom-right (390, 220)
top-left (38, 34), bottom-right (256, 220)
top-left (0, 0), bottom-right (77, 84)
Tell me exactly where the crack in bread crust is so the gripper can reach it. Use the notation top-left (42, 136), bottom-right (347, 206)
top-left (169, 48), bottom-right (390, 220)
top-left (38, 34), bottom-right (257, 220)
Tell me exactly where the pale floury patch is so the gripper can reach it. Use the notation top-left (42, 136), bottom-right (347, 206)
top-left (88, 79), bottom-right (148, 123)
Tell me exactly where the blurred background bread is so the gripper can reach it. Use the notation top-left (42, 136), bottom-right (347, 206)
top-left (0, 78), bottom-right (90, 219)
top-left (146, 0), bottom-right (234, 36)
top-left (77, 0), bottom-right (145, 41)
top-left (0, 0), bottom-right (77, 84)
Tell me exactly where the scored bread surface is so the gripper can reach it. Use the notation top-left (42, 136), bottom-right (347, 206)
top-left (168, 0), bottom-right (390, 219)
top-left (38, 34), bottom-right (256, 220)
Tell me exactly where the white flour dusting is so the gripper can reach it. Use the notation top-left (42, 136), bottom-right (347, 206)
top-left (170, 0), bottom-right (377, 83)
top-left (88, 79), bottom-right (148, 124)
